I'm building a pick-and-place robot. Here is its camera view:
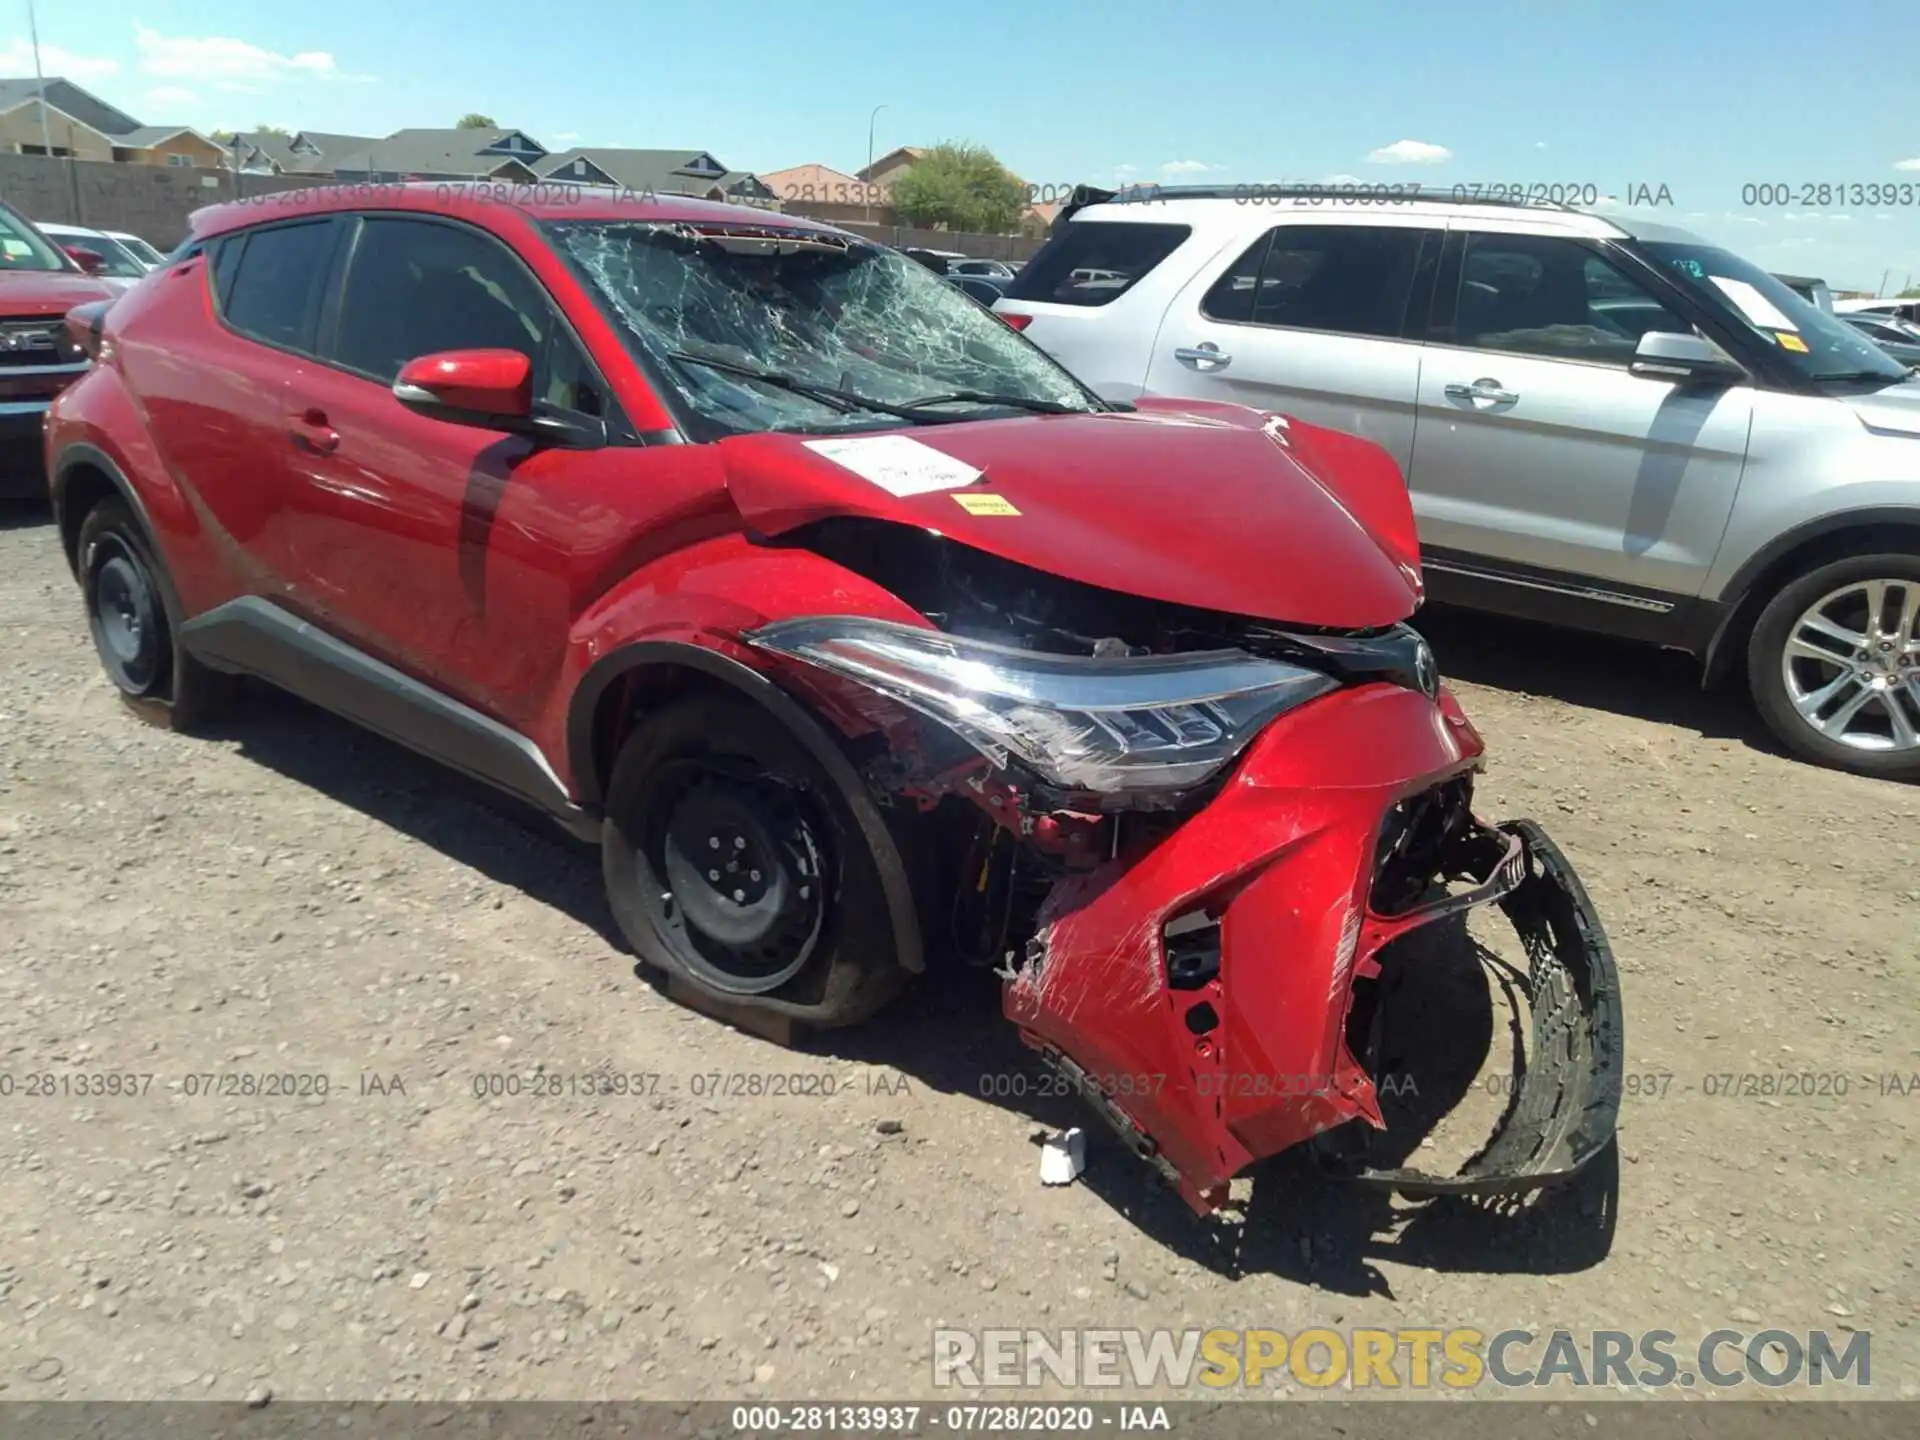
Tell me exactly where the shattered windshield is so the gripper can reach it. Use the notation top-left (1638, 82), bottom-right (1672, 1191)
top-left (545, 220), bottom-right (1100, 435)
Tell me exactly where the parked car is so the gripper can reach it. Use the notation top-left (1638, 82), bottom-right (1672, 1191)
top-left (950, 257), bottom-right (1017, 280)
top-left (1842, 312), bottom-right (1920, 367)
top-left (34, 222), bottom-right (145, 289)
top-left (1772, 272), bottom-right (1834, 313)
top-left (0, 200), bottom-right (117, 497)
top-left (945, 272), bottom-right (1008, 305)
top-left (1836, 297), bottom-right (1920, 325)
top-left (901, 246), bottom-right (966, 274)
top-left (46, 185), bottom-right (1619, 1211)
top-left (102, 229), bottom-right (167, 270)
top-left (996, 185), bottom-right (1920, 780)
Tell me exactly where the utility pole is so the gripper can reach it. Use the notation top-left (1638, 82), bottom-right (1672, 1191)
top-left (865, 103), bottom-right (888, 225)
top-left (26, 0), bottom-right (54, 158)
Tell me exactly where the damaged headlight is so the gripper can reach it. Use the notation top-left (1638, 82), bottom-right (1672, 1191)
top-left (748, 616), bottom-right (1339, 796)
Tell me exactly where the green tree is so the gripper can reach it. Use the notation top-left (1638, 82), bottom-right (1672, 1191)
top-left (253, 124), bottom-right (291, 137)
top-left (1900, 286), bottom-right (1920, 298)
top-left (888, 141), bottom-right (1027, 234)
top-left (457, 113), bottom-right (498, 130)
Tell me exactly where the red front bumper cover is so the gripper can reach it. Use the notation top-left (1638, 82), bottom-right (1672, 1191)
top-left (1003, 682), bottom-right (1623, 1215)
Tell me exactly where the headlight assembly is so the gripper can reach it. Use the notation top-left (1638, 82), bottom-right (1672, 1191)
top-left (747, 616), bottom-right (1339, 796)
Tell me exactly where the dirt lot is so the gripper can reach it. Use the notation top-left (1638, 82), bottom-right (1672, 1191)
top-left (1, 501), bottom-right (1915, 1406)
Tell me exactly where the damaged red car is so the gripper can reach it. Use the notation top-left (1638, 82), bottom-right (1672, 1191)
top-left (47, 186), bottom-right (1621, 1213)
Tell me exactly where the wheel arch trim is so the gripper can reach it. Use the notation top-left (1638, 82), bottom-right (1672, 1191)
top-left (1702, 505), bottom-right (1920, 686)
top-left (569, 640), bottom-right (925, 974)
top-left (51, 441), bottom-right (162, 579)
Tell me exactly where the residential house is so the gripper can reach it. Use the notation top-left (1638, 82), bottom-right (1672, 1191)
top-left (759, 163), bottom-right (891, 224)
top-left (855, 146), bottom-right (926, 191)
top-left (534, 148), bottom-right (777, 207)
top-left (228, 130), bottom-right (383, 175)
top-left (329, 127), bottom-right (554, 182)
top-left (0, 77), bottom-right (224, 167)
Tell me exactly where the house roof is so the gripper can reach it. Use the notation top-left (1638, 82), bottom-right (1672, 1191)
top-left (532, 147), bottom-right (738, 194)
top-left (115, 125), bottom-right (218, 149)
top-left (329, 127), bottom-right (548, 177)
top-left (856, 146), bottom-right (925, 182)
top-left (0, 77), bottom-right (141, 137)
top-left (759, 163), bottom-right (889, 204)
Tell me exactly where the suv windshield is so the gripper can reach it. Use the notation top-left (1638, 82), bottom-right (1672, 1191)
top-left (0, 206), bottom-right (75, 273)
top-left (1639, 240), bottom-right (1910, 383)
top-left (52, 231), bottom-right (147, 279)
top-left (546, 221), bottom-right (1099, 435)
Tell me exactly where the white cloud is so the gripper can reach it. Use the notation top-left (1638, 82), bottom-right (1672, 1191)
top-left (1365, 139), bottom-right (1452, 165)
top-left (1894, 157), bottom-right (1920, 172)
top-left (134, 26), bottom-right (359, 86)
top-left (143, 85), bottom-right (200, 109)
top-left (1534, 141), bottom-right (1548, 149)
top-left (1160, 159), bottom-right (1223, 176)
top-left (0, 37), bottom-right (121, 80)
top-left (1319, 172), bottom-right (1366, 185)
top-left (553, 131), bottom-right (581, 143)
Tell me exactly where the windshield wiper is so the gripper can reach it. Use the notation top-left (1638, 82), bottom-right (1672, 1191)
top-left (1817, 369), bottom-right (1915, 384)
top-left (667, 350), bottom-right (969, 423)
top-left (896, 390), bottom-right (1083, 415)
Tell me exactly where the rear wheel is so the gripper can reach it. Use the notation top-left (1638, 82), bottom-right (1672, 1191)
top-left (601, 692), bottom-right (905, 1028)
top-left (76, 498), bottom-right (230, 730)
top-left (1748, 553), bottom-right (1920, 781)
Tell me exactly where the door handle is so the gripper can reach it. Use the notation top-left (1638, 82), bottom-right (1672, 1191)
top-left (1174, 342), bottom-right (1232, 370)
top-left (289, 407), bottom-right (339, 454)
top-left (1444, 378), bottom-right (1519, 406)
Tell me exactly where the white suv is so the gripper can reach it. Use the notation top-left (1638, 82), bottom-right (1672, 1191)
top-left (995, 185), bottom-right (1920, 781)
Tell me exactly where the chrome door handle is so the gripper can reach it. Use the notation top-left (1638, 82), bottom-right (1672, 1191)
top-left (1444, 378), bottom-right (1518, 405)
top-left (1175, 343), bottom-right (1231, 370)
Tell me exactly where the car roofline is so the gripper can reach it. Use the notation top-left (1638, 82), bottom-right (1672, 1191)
top-left (185, 181), bottom-right (854, 244)
top-left (1052, 182), bottom-right (1638, 238)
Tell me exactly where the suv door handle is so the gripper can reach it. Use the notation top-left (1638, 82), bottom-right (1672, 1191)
top-left (1174, 343), bottom-right (1231, 370)
top-left (289, 408), bottom-right (339, 454)
top-left (1444, 378), bottom-right (1519, 406)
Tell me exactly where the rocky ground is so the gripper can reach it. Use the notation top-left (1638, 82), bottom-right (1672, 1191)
top-left (1, 502), bottom-right (1915, 1406)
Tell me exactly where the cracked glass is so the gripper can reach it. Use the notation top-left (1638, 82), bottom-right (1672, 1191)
top-left (545, 220), bottom-right (1099, 435)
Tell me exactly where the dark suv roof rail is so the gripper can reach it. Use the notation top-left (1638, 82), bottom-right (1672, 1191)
top-left (1052, 181), bottom-right (1586, 233)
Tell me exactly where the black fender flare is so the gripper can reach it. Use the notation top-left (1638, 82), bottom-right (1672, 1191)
top-left (51, 442), bottom-right (163, 578)
top-left (569, 641), bottom-right (925, 974)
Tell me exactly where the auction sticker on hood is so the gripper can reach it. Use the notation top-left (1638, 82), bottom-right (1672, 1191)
top-left (953, 493), bottom-right (1020, 515)
top-left (802, 434), bottom-right (983, 497)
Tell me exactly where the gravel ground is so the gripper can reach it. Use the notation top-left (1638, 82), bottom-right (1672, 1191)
top-left (1, 501), bottom-right (1915, 1405)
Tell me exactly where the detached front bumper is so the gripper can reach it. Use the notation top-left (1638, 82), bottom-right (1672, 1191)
top-left (1002, 683), bottom-right (1623, 1214)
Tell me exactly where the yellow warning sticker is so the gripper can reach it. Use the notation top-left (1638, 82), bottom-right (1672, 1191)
top-left (1777, 331), bottom-right (1809, 353)
top-left (953, 493), bottom-right (1021, 515)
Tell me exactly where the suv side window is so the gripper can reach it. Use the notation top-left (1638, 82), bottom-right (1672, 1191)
top-left (1445, 233), bottom-right (1691, 364)
top-left (328, 216), bottom-right (605, 417)
top-left (1001, 220), bottom-right (1192, 307)
top-left (1201, 225), bottom-right (1430, 338)
top-left (220, 220), bottom-right (339, 353)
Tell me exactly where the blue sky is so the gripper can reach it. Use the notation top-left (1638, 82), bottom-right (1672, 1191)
top-left (8, 0), bottom-right (1920, 291)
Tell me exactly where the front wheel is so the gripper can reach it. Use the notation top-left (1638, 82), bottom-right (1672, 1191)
top-left (600, 691), bottom-right (905, 1029)
top-left (1747, 553), bottom-right (1920, 781)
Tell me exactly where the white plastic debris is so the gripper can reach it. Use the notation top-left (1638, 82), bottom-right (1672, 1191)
top-left (1038, 1127), bottom-right (1087, 1186)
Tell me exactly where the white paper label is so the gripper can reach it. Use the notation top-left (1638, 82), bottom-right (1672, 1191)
top-left (1709, 277), bottom-right (1796, 331)
top-left (802, 434), bottom-right (982, 497)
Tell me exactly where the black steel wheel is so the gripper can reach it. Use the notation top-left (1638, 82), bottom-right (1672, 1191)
top-left (75, 497), bottom-right (230, 729)
top-left (601, 690), bottom-right (905, 1027)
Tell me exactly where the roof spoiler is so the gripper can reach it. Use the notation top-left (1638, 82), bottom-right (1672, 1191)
top-left (1052, 184), bottom-right (1117, 236)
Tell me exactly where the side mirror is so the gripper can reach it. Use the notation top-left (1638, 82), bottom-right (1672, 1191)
top-left (1629, 330), bottom-right (1747, 385)
top-left (393, 349), bottom-right (533, 427)
top-left (64, 245), bottom-right (106, 276)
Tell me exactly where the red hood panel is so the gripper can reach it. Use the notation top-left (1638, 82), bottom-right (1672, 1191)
top-left (721, 405), bottom-right (1422, 629)
top-left (0, 272), bottom-right (119, 316)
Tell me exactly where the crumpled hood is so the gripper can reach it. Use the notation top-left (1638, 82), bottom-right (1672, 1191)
top-left (1844, 379), bottom-right (1920, 439)
top-left (720, 401), bottom-right (1424, 630)
top-left (0, 271), bottom-right (119, 317)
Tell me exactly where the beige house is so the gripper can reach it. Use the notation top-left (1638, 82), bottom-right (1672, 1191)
top-left (760, 163), bottom-right (892, 224)
top-left (0, 78), bottom-right (223, 167)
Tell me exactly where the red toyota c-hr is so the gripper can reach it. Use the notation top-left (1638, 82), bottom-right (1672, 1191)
top-left (46, 184), bottom-right (1620, 1212)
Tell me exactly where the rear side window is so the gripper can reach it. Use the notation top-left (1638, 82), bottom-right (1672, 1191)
top-left (221, 220), bottom-right (337, 353)
top-left (1002, 220), bottom-right (1191, 307)
top-left (1202, 225), bottom-right (1432, 338)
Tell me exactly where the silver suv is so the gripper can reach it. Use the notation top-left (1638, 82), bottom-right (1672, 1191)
top-left (996, 186), bottom-right (1920, 781)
